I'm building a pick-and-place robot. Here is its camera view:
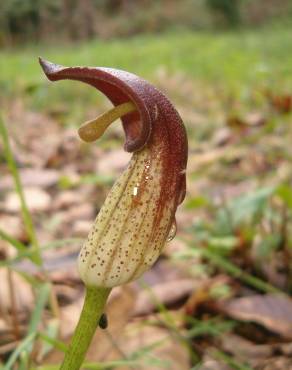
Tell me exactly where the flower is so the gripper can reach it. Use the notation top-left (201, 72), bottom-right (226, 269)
top-left (39, 58), bottom-right (188, 288)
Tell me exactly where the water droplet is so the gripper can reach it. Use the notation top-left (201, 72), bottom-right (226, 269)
top-left (167, 219), bottom-right (177, 242)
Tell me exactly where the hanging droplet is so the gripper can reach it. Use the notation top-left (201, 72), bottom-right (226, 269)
top-left (167, 219), bottom-right (177, 242)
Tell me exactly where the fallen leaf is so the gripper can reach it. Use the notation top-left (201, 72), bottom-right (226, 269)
top-left (72, 220), bottom-right (92, 237)
top-left (269, 94), bottom-right (292, 114)
top-left (0, 269), bottom-right (34, 313)
top-left (226, 115), bottom-right (248, 130)
top-left (58, 291), bottom-right (84, 339)
top-left (188, 147), bottom-right (245, 172)
top-left (55, 203), bottom-right (94, 227)
top-left (211, 127), bottom-right (232, 147)
top-left (220, 333), bottom-right (292, 368)
top-left (6, 105), bottom-right (62, 168)
top-left (4, 188), bottom-right (51, 213)
top-left (119, 316), bottom-right (190, 370)
top-left (219, 294), bottom-right (292, 338)
top-left (221, 333), bottom-right (273, 360)
top-left (0, 215), bottom-right (24, 258)
top-left (141, 258), bottom-right (189, 286)
top-left (52, 190), bottom-right (81, 210)
top-left (134, 279), bottom-right (196, 316)
top-left (257, 357), bottom-right (292, 370)
top-left (0, 169), bottom-right (59, 191)
top-left (97, 149), bottom-right (130, 175)
top-left (200, 352), bottom-right (230, 370)
top-left (245, 112), bottom-right (266, 127)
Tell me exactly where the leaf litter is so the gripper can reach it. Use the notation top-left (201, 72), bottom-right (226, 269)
top-left (0, 72), bottom-right (292, 369)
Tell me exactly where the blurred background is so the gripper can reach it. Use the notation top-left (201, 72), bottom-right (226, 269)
top-left (1, 0), bottom-right (292, 43)
top-left (0, 1), bottom-right (292, 369)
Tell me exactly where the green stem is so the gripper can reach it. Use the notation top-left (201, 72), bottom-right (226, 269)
top-left (60, 287), bottom-right (111, 370)
top-left (0, 114), bottom-right (42, 265)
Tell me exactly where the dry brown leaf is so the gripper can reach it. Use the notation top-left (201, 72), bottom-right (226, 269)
top-left (268, 93), bottom-right (292, 114)
top-left (54, 203), bottom-right (94, 229)
top-left (219, 294), bottom-right (292, 339)
top-left (256, 357), bottom-right (292, 370)
top-left (0, 215), bottom-right (23, 239)
top-left (226, 112), bottom-right (265, 131)
top-left (199, 351), bottom-right (230, 370)
top-left (0, 269), bottom-right (34, 313)
top-left (58, 292), bottom-right (84, 339)
top-left (134, 279), bottom-right (196, 316)
top-left (226, 115), bottom-right (248, 130)
top-left (0, 169), bottom-right (59, 191)
top-left (163, 238), bottom-right (189, 257)
top-left (4, 188), bottom-right (51, 213)
top-left (104, 311), bottom-right (189, 370)
top-left (0, 341), bottom-right (19, 357)
top-left (221, 333), bottom-right (292, 368)
top-left (211, 127), bottom-right (232, 147)
top-left (72, 220), bottom-right (92, 237)
top-left (52, 190), bottom-right (81, 210)
top-left (0, 215), bottom-right (24, 258)
top-left (87, 286), bottom-right (137, 361)
top-left (44, 285), bottom-right (136, 365)
top-left (245, 112), bottom-right (266, 127)
top-left (97, 149), bottom-right (130, 175)
top-left (221, 333), bottom-right (273, 360)
top-left (7, 105), bottom-right (62, 168)
top-left (187, 147), bottom-right (245, 172)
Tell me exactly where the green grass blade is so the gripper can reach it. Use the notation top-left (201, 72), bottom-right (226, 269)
top-left (3, 332), bottom-right (36, 370)
top-left (27, 283), bottom-right (51, 335)
top-left (4, 283), bottom-right (52, 368)
top-left (0, 238), bottom-right (82, 267)
top-left (213, 349), bottom-right (254, 370)
top-left (39, 331), bottom-right (67, 354)
top-left (139, 280), bottom-right (200, 364)
top-left (0, 228), bottom-right (27, 253)
top-left (0, 114), bottom-right (42, 265)
top-left (18, 351), bottom-right (29, 370)
top-left (199, 248), bottom-right (282, 294)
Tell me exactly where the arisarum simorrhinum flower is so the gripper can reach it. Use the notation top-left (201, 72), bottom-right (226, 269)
top-left (39, 57), bottom-right (188, 370)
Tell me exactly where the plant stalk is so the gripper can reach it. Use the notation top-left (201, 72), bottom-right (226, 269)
top-left (0, 114), bottom-right (42, 265)
top-left (60, 286), bottom-right (111, 370)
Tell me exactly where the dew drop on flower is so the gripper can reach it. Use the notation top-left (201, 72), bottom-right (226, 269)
top-left (167, 219), bottom-right (177, 242)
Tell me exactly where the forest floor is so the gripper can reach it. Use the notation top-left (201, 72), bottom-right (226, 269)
top-left (0, 26), bottom-right (292, 369)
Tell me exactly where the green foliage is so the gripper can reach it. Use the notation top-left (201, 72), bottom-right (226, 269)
top-left (1, 25), bottom-right (292, 115)
top-left (1, 0), bottom-right (292, 45)
top-left (277, 183), bottom-right (292, 209)
top-left (184, 182), bottom-right (291, 294)
top-left (216, 187), bottom-right (275, 232)
top-left (0, 115), bottom-right (42, 264)
top-left (206, 0), bottom-right (241, 26)
top-left (186, 317), bottom-right (235, 338)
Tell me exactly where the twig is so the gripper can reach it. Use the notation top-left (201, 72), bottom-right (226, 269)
top-left (7, 268), bottom-right (21, 340)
